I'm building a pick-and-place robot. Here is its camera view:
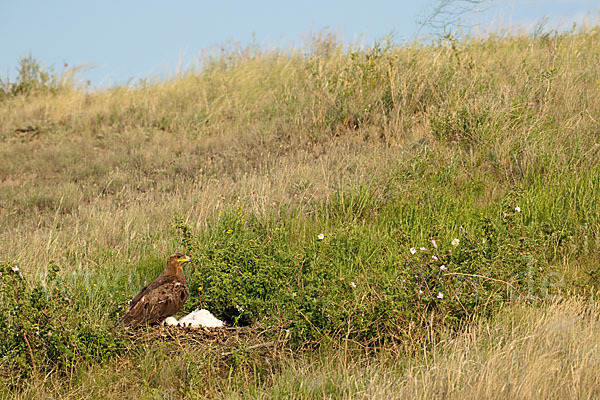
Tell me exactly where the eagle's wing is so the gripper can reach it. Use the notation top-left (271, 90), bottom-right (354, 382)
top-left (120, 276), bottom-right (189, 328)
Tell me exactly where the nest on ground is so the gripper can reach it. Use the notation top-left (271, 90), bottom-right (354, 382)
top-left (127, 325), bottom-right (291, 356)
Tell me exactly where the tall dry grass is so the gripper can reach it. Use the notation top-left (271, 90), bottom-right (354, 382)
top-left (250, 298), bottom-right (600, 400)
top-left (399, 298), bottom-right (600, 399)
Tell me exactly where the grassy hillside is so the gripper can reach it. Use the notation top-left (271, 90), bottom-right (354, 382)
top-left (1, 27), bottom-right (600, 398)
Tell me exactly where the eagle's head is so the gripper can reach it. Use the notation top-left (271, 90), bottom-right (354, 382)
top-left (167, 253), bottom-right (192, 269)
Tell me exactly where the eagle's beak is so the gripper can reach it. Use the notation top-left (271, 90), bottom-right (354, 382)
top-left (179, 255), bottom-right (192, 264)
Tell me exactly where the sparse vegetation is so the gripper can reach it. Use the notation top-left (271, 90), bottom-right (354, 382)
top-left (0, 54), bottom-right (65, 98)
top-left (1, 25), bottom-right (600, 398)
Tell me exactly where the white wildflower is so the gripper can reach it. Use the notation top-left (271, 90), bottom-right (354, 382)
top-left (440, 265), bottom-right (447, 271)
top-left (451, 238), bottom-right (460, 247)
top-left (432, 255), bottom-right (439, 261)
top-left (350, 281), bottom-right (357, 289)
top-left (11, 266), bottom-right (19, 273)
top-left (318, 233), bottom-right (325, 240)
top-left (418, 290), bottom-right (424, 295)
top-left (437, 292), bottom-right (444, 299)
top-left (420, 247), bottom-right (427, 252)
top-left (432, 239), bottom-right (437, 249)
top-left (515, 206), bottom-right (521, 213)
top-left (410, 247), bottom-right (417, 255)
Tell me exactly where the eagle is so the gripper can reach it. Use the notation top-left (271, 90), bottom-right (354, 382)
top-left (120, 253), bottom-right (192, 328)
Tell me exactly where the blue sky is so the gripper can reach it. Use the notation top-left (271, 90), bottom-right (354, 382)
top-left (1, 1), bottom-right (598, 87)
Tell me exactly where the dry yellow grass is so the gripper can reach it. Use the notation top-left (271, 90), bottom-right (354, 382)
top-left (398, 298), bottom-right (600, 399)
top-left (246, 298), bottom-right (600, 400)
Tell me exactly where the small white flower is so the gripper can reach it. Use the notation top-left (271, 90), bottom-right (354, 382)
top-left (437, 292), bottom-right (444, 299)
top-left (451, 238), bottom-right (460, 247)
top-left (410, 247), bottom-right (417, 255)
top-left (11, 266), bottom-right (19, 273)
top-left (432, 239), bottom-right (437, 249)
top-left (432, 255), bottom-right (439, 261)
top-left (318, 233), bottom-right (325, 240)
top-left (418, 289), bottom-right (424, 295)
top-left (440, 265), bottom-right (447, 271)
top-left (515, 206), bottom-right (521, 213)
top-left (350, 281), bottom-right (357, 289)
top-left (420, 247), bottom-right (427, 252)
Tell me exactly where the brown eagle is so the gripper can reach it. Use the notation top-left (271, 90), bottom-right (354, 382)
top-left (120, 253), bottom-right (192, 328)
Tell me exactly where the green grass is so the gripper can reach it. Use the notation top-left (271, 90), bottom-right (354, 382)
top-left (1, 27), bottom-right (600, 398)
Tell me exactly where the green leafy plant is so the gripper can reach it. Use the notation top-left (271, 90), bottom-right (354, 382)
top-left (0, 262), bottom-right (127, 389)
top-left (176, 186), bottom-right (561, 348)
top-left (0, 54), bottom-right (61, 98)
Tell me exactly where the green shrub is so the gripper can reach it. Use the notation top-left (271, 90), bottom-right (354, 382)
top-left (177, 185), bottom-right (562, 348)
top-left (0, 262), bottom-right (127, 389)
top-left (0, 54), bottom-right (61, 98)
